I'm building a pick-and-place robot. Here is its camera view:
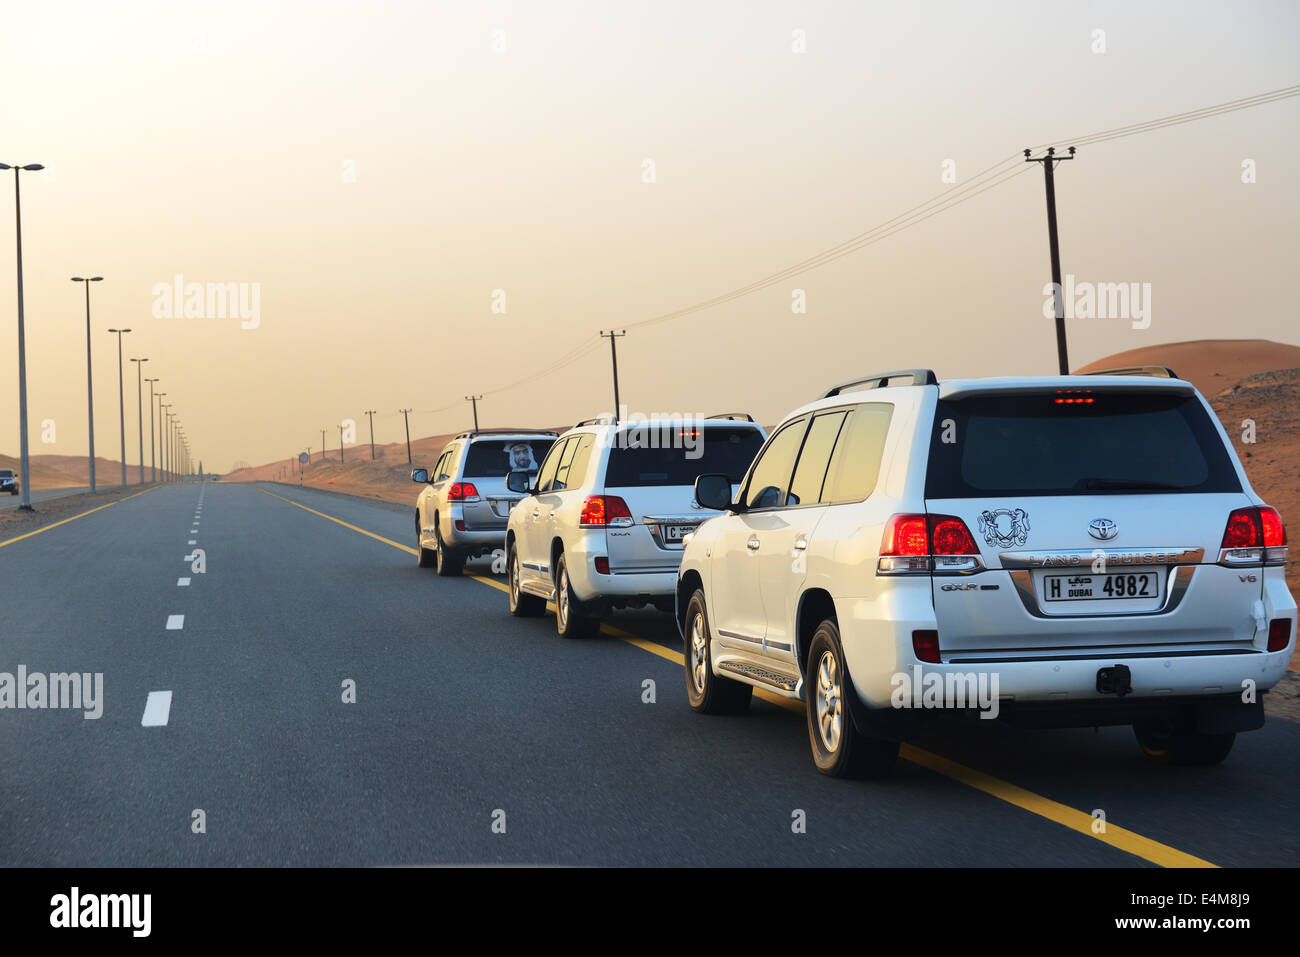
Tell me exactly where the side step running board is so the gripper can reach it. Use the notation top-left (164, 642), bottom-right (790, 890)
top-left (519, 580), bottom-right (557, 601)
top-left (718, 660), bottom-right (802, 695)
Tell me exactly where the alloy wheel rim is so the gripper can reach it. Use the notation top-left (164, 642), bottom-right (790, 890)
top-left (816, 650), bottom-right (842, 752)
top-left (510, 554), bottom-right (519, 605)
top-left (557, 567), bottom-right (569, 626)
top-left (690, 614), bottom-right (707, 693)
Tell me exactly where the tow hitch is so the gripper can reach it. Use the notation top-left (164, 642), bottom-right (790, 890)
top-left (1096, 664), bottom-right (1132, 697)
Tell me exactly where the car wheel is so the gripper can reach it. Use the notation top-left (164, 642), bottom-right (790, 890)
top-left (554, 553), bottom-right (598, 638)
top-left (683, 589), bottom-right (752, 714)
top-left (1133, 720), bottom-right (1235, 767)
top-left (508, 542), bottom-right (545, 617)
top-left (415, 512), bottom-right (436, 568)
top-left (805, 619), bottom-right (898, 778)
top-left (433, 519), bottom-right (463, 577)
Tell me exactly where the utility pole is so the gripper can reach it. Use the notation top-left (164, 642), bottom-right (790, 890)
top-left (600, 330), bottom-right (626, 422)
top-left (320, 429), bottom-right (326, 461)
top-left (364, 409), bottom-right (377, 459)
top-left (338, 424), bottom-right (345, 463)
top-left (465, 395), bottom-right (482, 431)
top-left (1025, 146), bottom-right (1076, 375)
top-left (399, 409), bottom-right (413, 463)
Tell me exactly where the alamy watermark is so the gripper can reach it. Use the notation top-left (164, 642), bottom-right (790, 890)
top-left (151, 274), bottom-right (260, 329)
top-left (1, 666), bottom-right (103, 719)
top-left (1043, 274), bottom-right (1151, 329)
top-left (890, 666), bottom-right (1000, 719)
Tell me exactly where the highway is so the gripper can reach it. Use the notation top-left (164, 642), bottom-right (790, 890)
top-left (1, 480), bottom-right (1296, 867)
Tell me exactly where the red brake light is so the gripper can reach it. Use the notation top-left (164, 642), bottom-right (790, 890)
top-left (580, 495), bottom-right (632, 527)
top-left (1222, 508), bottom-right (1260, 548)
top-left (1268, 619), bottom-right (1293, 653)
top-left (594, 556), bottom-right (610, 575)
top-left (448, 482), bottom-right (479, 501)
top-left (881, 514), bottom-right (929, 556)
top-left (929, 515), bottom-right (978, 555)
top-left (913, 630), bottom-right (941, 664)
top-left (1260, 506), bottom-right (1286, 547)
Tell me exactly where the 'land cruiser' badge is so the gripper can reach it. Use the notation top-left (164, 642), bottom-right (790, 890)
top-left (978, 508), bottom-right (1030, 548)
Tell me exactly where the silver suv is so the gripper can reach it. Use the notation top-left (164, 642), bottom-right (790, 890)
top-left (679, 368), bottom-right (1295, 778)
top-left (0, 469), bottom-right (17, 495)
top-left (504, 415), bottom-right (766, 637)
top-left (412, 430), bottom-right (558, 575)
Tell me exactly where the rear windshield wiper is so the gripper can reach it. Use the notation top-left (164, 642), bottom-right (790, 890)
top-left (1079, 477), bottom-right (1184, 491)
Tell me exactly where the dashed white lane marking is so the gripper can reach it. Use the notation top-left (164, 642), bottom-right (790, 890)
top-left (177, 577), bottom-right (191, 586)
top-left (166, 614), bottom-right (184, 630)
top-left (187, 539), bottom-right (196, 545)
top-left (141, 691), bottom-right (172, 727)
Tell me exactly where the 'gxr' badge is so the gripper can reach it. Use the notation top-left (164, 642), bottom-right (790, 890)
top-left (1088, 518), bottom-right (1118, 541)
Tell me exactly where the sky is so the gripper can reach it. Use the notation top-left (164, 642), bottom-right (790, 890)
top-left (1, 0), bottom-right (1297, 472)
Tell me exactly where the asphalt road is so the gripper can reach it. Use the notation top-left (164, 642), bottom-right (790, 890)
top-left (1, 480), bottom-right (1296, 866)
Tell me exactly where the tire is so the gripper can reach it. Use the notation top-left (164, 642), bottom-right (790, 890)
top-left (683, 589), bottom-right (752, 714)
top-left (508, 542), bottom-right (545, 617)
top-left (805, 619), bottom-right (899, 778)
top-left (554, 552), bottom-right (599, 639)
top-left (415, 512), bottom-right (436, 568)
top-left (433, 518), bottom-right (463, 577)
top-left (1133, 720), bottom-right (1235, 767)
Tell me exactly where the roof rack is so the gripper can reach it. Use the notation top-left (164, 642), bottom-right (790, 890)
top-left (822, 369), bottom-right (938, 398)
top-left (705, 413), bottom-right (755, 422)
top-left (1079, 366), bottom-right (1179, 379)
top-left (454, 428), bottom-right (560, 441)
top-left (574, 415), bottom-right (616, 428)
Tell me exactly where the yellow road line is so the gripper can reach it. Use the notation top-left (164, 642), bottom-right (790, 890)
top-left (0, 485), bottom-right (159, 551)
top-left (259, 484), bottom-right (1219, 869)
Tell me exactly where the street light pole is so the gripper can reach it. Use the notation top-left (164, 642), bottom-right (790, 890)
top-left (3, 162), bottom-right (44, 510)
top-left (130, 357), bottom-right (148, 483)
top-left (144, 377), bottom-right (158, 481)
top-left (71, 276), bottom-right (103, 493)
top-left (107, 328), bottom-right (132, 486)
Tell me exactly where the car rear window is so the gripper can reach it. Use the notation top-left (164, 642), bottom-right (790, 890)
top-left (925, 390), bottom-right (1241, 498)
top-left (463, 438), bottom-right (555, 478)
top-left (605, 426), bottom-right (763, 488)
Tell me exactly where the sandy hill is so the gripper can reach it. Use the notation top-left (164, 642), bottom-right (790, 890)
top-left (1074, 339), bottom-right (1300, 397)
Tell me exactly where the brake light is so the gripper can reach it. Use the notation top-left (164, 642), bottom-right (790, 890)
top-left (1054, 389), bottom-right (1094, 405)
top-left (929, 516), bottom-right (978, 555)
top-left (448, 482), bottom-right (479, 502)
top-left (580, 495), bottom-right (633, 528)
top-left (881, 514), bottom-right (929, 556)
top-left (594, 556), bottom-right (610, 575)
top-left (1220, 506), bottom-right (1287, 566)
top-left (1268, 619), bottom-right (1293, 653)
top-left (913, 630), bottom-right (941, 664)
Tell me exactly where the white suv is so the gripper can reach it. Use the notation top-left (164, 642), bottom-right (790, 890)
top-left (504, 415), bottom-right (766, 637)
top-left (678, 368), bottom-right (1295, 778)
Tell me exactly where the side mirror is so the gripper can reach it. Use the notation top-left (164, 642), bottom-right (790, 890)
top-left (506, 470), bottom-right (532, 494)
top-left (694, 473), bottom-right (736, 512)
top-left (411, 468), bottom-right (429, 484)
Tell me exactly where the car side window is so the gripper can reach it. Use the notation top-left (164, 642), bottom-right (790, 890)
top-left (430, 451), bottom-right (447, 482)
top-left (437, 448), bottom-right (457, 482)
top-left (788, 411), bottom-right (848, 507)
top-left (556, 434), bottom-right (594, 491)
top-left (535, 438), bottom-right (570, 493)
top-left (743, 417), bottom-right (808, 509)
top-left (821, 403), bottom-right (894, 503)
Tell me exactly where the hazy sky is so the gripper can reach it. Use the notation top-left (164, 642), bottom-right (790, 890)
top-left (2, 0), bottom-right (1297, 471)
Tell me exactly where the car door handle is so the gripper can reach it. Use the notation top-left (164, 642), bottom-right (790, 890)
top-left (532, 509), bottom-right (540, 519)
top-left (746, 537), bottom-right (760, 551)
top-left (794, 537), bottom-right (808, 551)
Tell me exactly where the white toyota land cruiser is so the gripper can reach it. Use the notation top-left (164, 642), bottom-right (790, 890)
top-left (677, 367), bottom-right (1294, 778)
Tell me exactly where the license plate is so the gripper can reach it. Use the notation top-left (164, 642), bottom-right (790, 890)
top-left (662, 524), bottom-right (696, 542)
top-left (1043, 571), bottom-right (1159, 602)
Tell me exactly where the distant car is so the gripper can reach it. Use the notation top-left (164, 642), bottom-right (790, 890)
top-left (0, 469), bottom-right (17, 495)
top-left (504, 414), bottom-right (766, 637)
top-left (678, 367), bottom-right (1295, 778)
top-left (412, 430), bottom-right (558, 575)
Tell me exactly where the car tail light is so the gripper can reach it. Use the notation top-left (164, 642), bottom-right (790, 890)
top-left (594, 556), bottom-right (610, 575)
top-left (1220, 506), bottom-right (1288, 566)
top-left (913, 630), bottom-right (941, 664)
top-left (878, 513), bottom-right (983, 575)
top-left (580, 495), bottom-right (634, 528)
top-left (448, 482), bottom-right (480, 502)
top-left (1268, 619), bottom-right (1293, 652)
top-left (454, 519), bottom-right (466, 532)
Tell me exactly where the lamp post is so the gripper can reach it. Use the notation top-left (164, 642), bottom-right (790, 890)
top-left (2, 162), bottom-right (44, 509)
top-left (144, 377), bottom-right (159, 481)
top-left (130, 357), bottom-right (148, 483)
top-left (107, 328), bottom-right (132, 486)
top-left (71, 276), bottom-right (103, 493)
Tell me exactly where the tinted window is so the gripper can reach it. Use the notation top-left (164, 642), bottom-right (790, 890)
top-left (562, 434), bottom-right (596, 490)
top-left (535, 437), bottom-right (570, 492)
top-left (788, 412), bottom-right (847, 506)
top-left (463, 438), bottom-right (555, 478)
top-left (925, 391), bottom-right (1241, 498)
top-left (604, 426), bottom-right (764, 489)
top-left (823, 404), bottom-right (893, 503)
top-left (744, 419), bottom-right (807, 509)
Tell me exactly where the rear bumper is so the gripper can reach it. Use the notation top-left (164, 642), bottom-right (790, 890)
top-left (563, 531), bottom-right (677, 603)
